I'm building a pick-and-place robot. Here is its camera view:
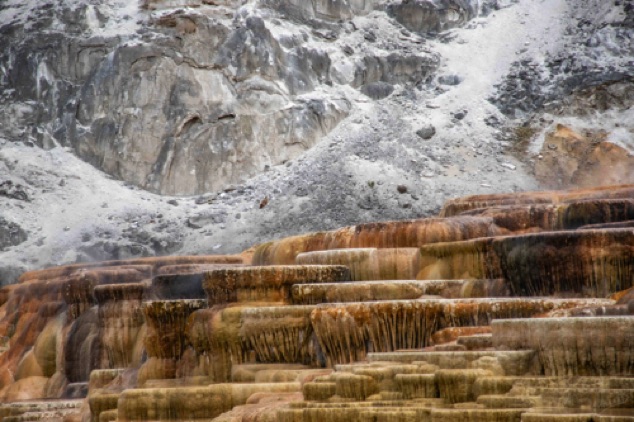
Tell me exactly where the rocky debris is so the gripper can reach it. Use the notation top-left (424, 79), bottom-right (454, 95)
top-left (0, 180), bottom-right (29, 201)
top-left (386, 0), bottom-right (481, 34)
top-left (492, 1), bottom-right (633, 119)
top-left (438, 74), bottom-right (462, 86)
top-left (0, 218), bottom-right (27, 252)
top-left (359, 81), bottom-right (394, 99)
top-left (261, 0), bottom-right (374, 23)
top-left (352, 53), bottom-right (439, 88)
top-left (416, 124), bottom-right (437, 139)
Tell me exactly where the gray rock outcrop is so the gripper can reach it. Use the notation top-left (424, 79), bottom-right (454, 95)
top-left (0, 0), bottom-right (488, 195)
top-left (386, 0), bottom-right (480, 33)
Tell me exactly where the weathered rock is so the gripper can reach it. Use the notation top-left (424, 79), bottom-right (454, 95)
top-left (3, 183), bottom-right (634, 419)
top-left (292, 279), bottom-right (509, 304)
top-left (240, 305), bottom-right (321, 365)
top-left (535, 125), bottom-right (634, 190)
top-left (203, 265), bottom-right (351, 304)
top-left (352, 53), bottom-right (439, 88)
top-left (419, 228), bottom-right (634, 297)
top-left (18, 255), bottom-right (244, 284)
top-left (295, 248), bottom-right (420, 281)
top-left (151, 264), bottom-right (244, 300)
top-left (440, 185), bottom-right (634, 217)
top-left (261, 0), bottom-right (375, 22)
top-left (253, 216), bottom-right (506, 265)
top-left (368, 350), bottom-right (537, 376)
top-left (417, 124), bottom-right (437, 139)
top-left (432, 326), bottom-right (492, 345)
top-left (387, 0), bottom-right (480, 33)
top-left (142, 300), bottom-right (205, 361)
top-left (492, 317), bottom-right (634, 376)
top-left (495, 229), bottom-right (634, 297)
top-left (437, 369), bottom-right (492, 403)
top-left (360, 81), bottom-right (395, 100)
top-left (116, 382), bottom-right (300, 421)
top-left (0, 3), bottom-right (356, 195)
top-left (311, 298), bottom-right (607, 365)
top-left (0, 218), bottom-right (27, 252)
top-left (461, 199), bottom-right (634, 232)
top-left (94, 283), bottom-right (146, 370)
top-left (187, 306), bottom-right (249, 382)
top-left (418, 237), bottom-right (502, 280)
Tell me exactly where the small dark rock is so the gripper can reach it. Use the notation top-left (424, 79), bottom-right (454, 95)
top-left (364, 30), bottom-right (377, 42)
top-left (453, 110), bottom-right (468, 120)
top-left (167, 199), bottom-right (179, 206)
top-left (187, 218), bottom-right (203, 229)
top-left (360, 82), bottom-right (394, 100)
top-left (342, 45), bottom-right (354, 56)
top-left (438, 74), bottom-right (462, 86)
top-left (416, 125), bottom-right (436, 139)
top-left (313, 28), bottom-right (338, 40)
top-left (397, 185), bottom-right (408, 194)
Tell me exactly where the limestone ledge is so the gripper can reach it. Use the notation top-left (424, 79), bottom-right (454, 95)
top-left (492, 317), bottom-right (634, 376)
top-left (311, 298), bottom-right (612, 365)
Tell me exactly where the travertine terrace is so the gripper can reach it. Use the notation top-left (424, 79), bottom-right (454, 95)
top-left (1, 184), bottom-right (634, 421)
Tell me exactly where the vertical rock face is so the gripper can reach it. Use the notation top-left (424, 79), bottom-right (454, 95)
top-left (418, 238), bottom-right (501, 280)
top-left (202, 265), bottom-right (351, 304)
top-left (94, 283), bottom-right (146, 370)
top-left (0, 2), bottom-right (357, 194)
top-left (240, 306), bottom-right (321, 365)
top-left (139, 299), bottom-right (205, 383)
top-left (72, 10), bottom-right (352, 195)
top-left (492, 317), bottom-right (634, 376)
top-left (295, 248), bottom-right (420, 281)
top-left (310, 298), bottom-right (611, 365)
top-left (143, 300), bottom-right (206, 360)
top-left (495, 229), bottom-right (634, 297)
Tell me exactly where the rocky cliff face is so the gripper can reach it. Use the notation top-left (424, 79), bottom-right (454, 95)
top-left (0, 0), bottom-right (632, 282)
top-left (2, 0), bottom-right (504, 195)
top-left (2, 0), bottom-right (358, 195)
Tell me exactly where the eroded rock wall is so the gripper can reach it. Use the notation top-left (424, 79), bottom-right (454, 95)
top-left (0, 0), bottom-right (451, 195)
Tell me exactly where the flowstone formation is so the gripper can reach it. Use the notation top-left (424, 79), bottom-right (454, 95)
top-left (1, 184), bottom-right (634, 421)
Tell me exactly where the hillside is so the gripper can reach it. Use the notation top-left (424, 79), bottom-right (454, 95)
top-left (0, 0), bottom-right (632, 283)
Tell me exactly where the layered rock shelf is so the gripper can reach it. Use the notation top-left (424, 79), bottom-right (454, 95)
top-left (1, 184), bottom-right (634, 420)
top-left (310, 298), bottom-right (613, 365)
